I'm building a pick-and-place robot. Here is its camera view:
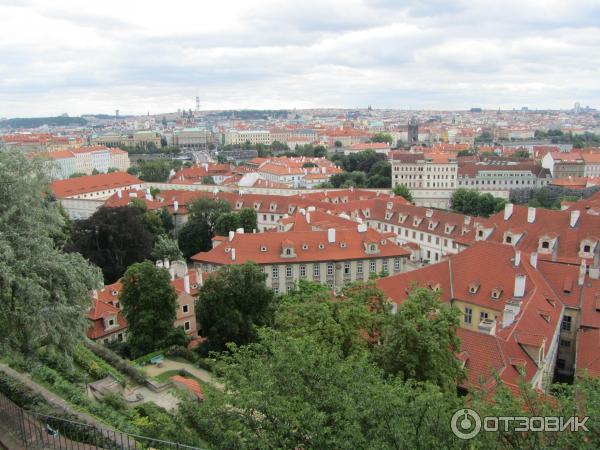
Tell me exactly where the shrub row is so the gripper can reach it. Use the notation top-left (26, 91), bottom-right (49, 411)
top-left (83, 340), bottom-right (146, 385)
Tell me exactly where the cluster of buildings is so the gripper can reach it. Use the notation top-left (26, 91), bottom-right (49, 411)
top-left (57, 166), bottom-right (600, 395)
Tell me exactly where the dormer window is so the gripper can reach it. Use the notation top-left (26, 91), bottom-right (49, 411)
top-left (542, 241), bottom-right (549, 249)
top-left (584, 245), bottom-right (591, 253)
top-left (398, 214), bottom-right (407, 224)
top-left (491, 288), bottom-right (503, 299)
top-left (302, 243), bottom-right (309, 250)
top-left (468, 282), bottom-right (480, 294)
top-left (236, 201), bottom-right (243, 209)
top-left (505, 235), bottom-right (512, 244)
top-left (428, 221), bottom-right (438, 231)
top-left (318, 243), bottom-right (325, 249)
top-left (385, 211), bottom-right (393, 221)
top-left (191, 283), bottom-right (198, 289)
top-left (270, 203), bottom-right (277, 211)
top-left (579, 239), bottom-right (597, 257)
top-left (445, 224), bottom-right (455, 234)
top-left (387, 202), bottom-right (393, 209)
top-left (340, 242), bottom-right (347, 248)
top-left (413, 217), bottom-right (422, 227)
top-left (260, 245), bottom-right (268, 252)
top-left (111, 290), bottom-right (119, 296)
top-left (370, 244), bottom-right (376, 251)
top-left (285, 248), bottom-right (292, 256)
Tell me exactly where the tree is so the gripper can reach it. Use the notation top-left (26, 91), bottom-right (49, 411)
top-left (334, 140), bottom-right (343, 148)
top-left (91, 168), bottom-right (100, 175)
top-left (375, 287), bottom-right (464, 392)
top-left (137, 160), bottom-right (171, 182)
top-left (158, 207), bottom-right (174, 233)
top-left (196, 262), bottom-right (275, 354)
top-left (215, 212), bottom-right (240, 236)
top-left (370, 132), bottom-right (393, 145)
top-left (120, 261), bottom-right (178, 358)
top-left (107, 167), bottom-right (119, 173)
top-left (152, 235), bottom-right (183, 261)
top-left (393, 184), bottom-right (413, 202)
top-left (201, 176), bottom-right (215, 184)
top-left (238, 208), bottom-right (258, 232)
top-left (69, 206), bottom-right (154, 283)
top-left (179, 330), bottom-right (462, 450)
top-left (451, 189), bottom-right (505, 217)
top-left (0, 152), bottom-right (102, 357)
top-left (69, 172), bottom-right (87, 178)
top-left (178, 198), bottom-right (231, 257)
top-left (511, 150), bottom-right (530, 158)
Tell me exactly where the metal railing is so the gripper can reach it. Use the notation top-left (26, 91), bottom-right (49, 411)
top-left (0, 391), bottom-right (203, 450)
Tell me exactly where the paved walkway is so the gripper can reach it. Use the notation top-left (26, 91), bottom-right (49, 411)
top-left (143, 359), bottom-right (223, 389)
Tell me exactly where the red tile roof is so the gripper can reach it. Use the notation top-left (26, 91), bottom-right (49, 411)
top-left (50, 172), bottom-right (142, 198)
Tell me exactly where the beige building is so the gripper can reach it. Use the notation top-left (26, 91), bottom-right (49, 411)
top-left (191, 227), bottom-right (410, 294)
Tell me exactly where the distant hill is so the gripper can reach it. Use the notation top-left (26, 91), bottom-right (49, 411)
top-left (0, 116), bottom-right (88, 128)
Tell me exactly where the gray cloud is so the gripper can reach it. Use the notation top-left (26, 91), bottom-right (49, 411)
top-left (0, 0), bottom-right (599, 117)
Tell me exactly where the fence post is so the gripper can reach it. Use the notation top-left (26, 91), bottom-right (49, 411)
top-left (17, 405), bottom-right (29, 449)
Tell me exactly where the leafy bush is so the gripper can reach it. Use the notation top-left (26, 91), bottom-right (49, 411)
top-left (73, 345), bottom-right (124, 383)
top-left (165, 345), bottom-right (196, 362)
top-left (84, 341), bottom-right (146, 385)
top-left (0, 370), bottom-right (46, 409)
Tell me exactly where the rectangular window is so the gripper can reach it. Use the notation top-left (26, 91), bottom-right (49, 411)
top-left (286, 265), bottom-right (293, 278)
top-left (557, 358), bottom-right (566, 370)
top-left (327, 263), bottom-right (334, 276)
top-left (313, 264), bottom-right (320, 277)
top-left (369, 260), bottom-right (376, 273)
top-left (299, 264), bottom-right (306, 278)
top-left (394, 258), bottom-right (401, 271)
top-left (464, 307), bottom-right (472, 324)
top-left (182, 304), bottom-right (189, 314)
top-left (344, 262), bottom-right (351, 275)
top-left (273, 286), bottom-right (279, 294)
top-left (382, 259), bottom-right (388, 273)
top-left (562, 316), bottom-right (572, 332)
top-left (184, 321), bottom-right (191, 331)
top-left (480, 311), bottom-right (488, 321)
top-left (357, 261), bottom-right (363, 274)
top-left (560, 339), bottom-right (571, 348)
top-left (286, 285), bottom-right (293, 293)
top-left (272, 266), bottom-right (279, 279)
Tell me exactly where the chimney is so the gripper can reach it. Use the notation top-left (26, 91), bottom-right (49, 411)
top-left (530, 252), bottom-right (538, 269)
top-left (183, 273), bottom-right (190, 294)
top-left (579, 260), bottom-right (587, 286)
top-left (306, 212), bottom-right (311, 224)
top-left (503, 299), bottom-right (522, 328)
top-left (570, 210), bottom-right (580, 228)
top-left (527, 207), bottom-right (536, 223)
top-left (514, 274), bottom-right (526, 297)
top-left (169, 267), bottom-right (175, 280)
top-left (327, 228), bottom-right (336, 244)
top-left (514, 250), bottom-right (521, 267)
top-left (117, 188), bottom-right (122, 199)
top-left (228, 231), bottom-right (235, 242)
top-left (231, 248), bottom-right (236, 261)
top-left (163, 259), bottom-right (170, 269)
top-left (357, 223), bottom-right (368, 233)
top-left (504, 203), bottom-right (514, 221)
top-left (196, 268), bottom-right (203, 287)
top-left (173, 200), bottom-right (179, 212)
top-left (145, 191), bottom-right (152, 201)
top-left (156, 260), bottom-right (164, 268)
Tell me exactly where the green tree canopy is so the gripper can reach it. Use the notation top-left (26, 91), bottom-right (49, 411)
top-left (151, 235), bottom-right (183, 261)
top-left (238, 208), bottom-right (258, 232)
top-left (69, 206), bottom-right (154, 283)
top-left (177, 198), bottom-right (231, 257)
top-left (214, 212), bottom-right (240, 236)
top-left (451, 188), bottom-right (506, 217)
top-left (393, 183), bottom-right (413, 202)
top-left (0, 152), bottom-right (102, 357)
top-left (196, 262), bottom-right (275, 354)
top-left (375, 287), bottom-right (465, 392)
top-left (120, 261), bottom-right (178, 358)
top-left (370, 132), bottom-right (393, 145)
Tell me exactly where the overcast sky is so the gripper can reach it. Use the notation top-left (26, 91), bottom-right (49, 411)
top-left (1, 0), bottom-right (599, 117)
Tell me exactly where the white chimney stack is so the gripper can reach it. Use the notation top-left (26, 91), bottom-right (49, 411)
top-left (357, 223), bottom-right (368, 233)
top-left (228, 231), bottom-right (235, 242)
top-left (579, 260), bottom-right (587, 286)
top-left (514, 250), bottom-right (521, 267)
top-left (145, 191), bottom-right (152, 201)
top-left (306, 212), bottom-right (311, 224)
top-left (504, 203), bottom-right (514, 221)
top-left (327, 228), bottom-right (336, 244)
top-left (117, 189), bottom-right (122, 199)
top-left (514, 274), bottom-right (526, 297)
top-left (163, 259), bottom-right (170, 269)
top-left (196, 268), bottom-right (203, 287)
top-left (169, 267), bottom-right (175, 280)
top-left (530, 252), bottom-right (538, 269)
top-left (570, 210), bottom-right (580, 228)
top-left (183, 273), bottom-right (190, 294)
top-left (156, 260), bottom-right (164, 268)
top-left (173, 200), bottom-right (179, 212)
top-left (527, 207), bottom-right (536, 223)
top-left (231, 248), bottom-right (236, 261)
top-left (236, 228), bottom-right (244, 234)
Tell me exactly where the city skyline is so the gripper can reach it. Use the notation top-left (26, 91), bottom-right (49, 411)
top-left (1, 0), bottom-right (599, 117)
